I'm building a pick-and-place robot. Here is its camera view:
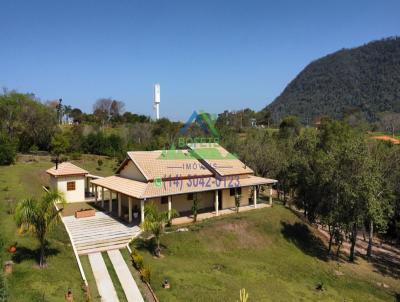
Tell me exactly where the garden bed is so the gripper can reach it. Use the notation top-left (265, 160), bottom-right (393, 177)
top-left (75, 208), bottom-right (96, 219)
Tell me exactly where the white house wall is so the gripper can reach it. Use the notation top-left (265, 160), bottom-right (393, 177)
top-left (119, 160), bottom-right (147, 182)
top-left (56, 176), bottom-right (86, 202)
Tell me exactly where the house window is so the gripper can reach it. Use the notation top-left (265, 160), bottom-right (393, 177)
top-left (161, 196), bottom-right (169, 204)
top-left (187, 193), bottom-right (194, 200)
top-left (230, 187), bottom-right (241, 196)
top-left (67, 181), bottom-right (76, 191)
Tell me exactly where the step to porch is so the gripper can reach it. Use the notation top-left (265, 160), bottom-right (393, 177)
top-left (62, 212), bottom-right (141, 255)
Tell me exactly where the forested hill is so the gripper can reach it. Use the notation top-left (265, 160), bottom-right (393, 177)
top-left (266, 37), bottom-right (400, 123)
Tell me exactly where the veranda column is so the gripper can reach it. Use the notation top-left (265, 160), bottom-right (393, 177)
top-left (101, 188), bottom-right (105, 208)
top-left (94, 185), bottom-right (98, 202)
top-left (109, 190), bottom-right (113, 212)
top-left (168, 196), bottom-right (172, 220)
top-left (215, 190), bottom-right (219, 216)
top-left (128, 197), bottom-right (132, 223)
top-left (269, 186), bottom-right (273, 205)
top-left (253, 186), bottom-right (257, 208)
top-left (118, 193), bottom-right (122, 217)
top-left (141, 199), bottom-right (145, 224)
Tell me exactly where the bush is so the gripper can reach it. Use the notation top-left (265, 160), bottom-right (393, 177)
top-left (140, 266), bottom-right (151, 283)
top-left (60, 155), bottom-right (69, 162)
top-left (70, 152), bottom-right (82, 160)
top-left (131, 250), bottom-right (144, 270)
top-left (0, 134), bottom-right (16, 165)
top-left (29, 145), bottom-right (39, 153)
top-left (0, 272), bottom-right (7, 302)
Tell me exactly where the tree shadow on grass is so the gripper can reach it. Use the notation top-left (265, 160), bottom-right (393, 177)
top-left (281, 221), bottom-right (328, 261)
top-left (367, 250), bottom-right (400, 279)
top-left (11, 245), bottom-right (60, 264)
top-left (131, 237), bottom-right (167, 255)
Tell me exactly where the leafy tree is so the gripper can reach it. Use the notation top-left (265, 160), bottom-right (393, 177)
top-left (142, 203), bottom-right (178, 257)
top-left (70, 108), bottom-right (83, 124)
top-left (279, 116), bottom-right (301, 138)
top-left (15, 191), bottom-right (65, 268)
top-left (379, 112), bottom-right (400, 137)
top-left (0, 91), bottom-right (57, 152)
top-left (0, 133), bottom-right (16, 165)
top-left (50, 132), bottom-right (70, 163)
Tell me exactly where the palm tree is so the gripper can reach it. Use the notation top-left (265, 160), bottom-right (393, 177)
top-left (142, 202), bottom-right (178, 257)
top-left (235, 191), bottom-right (241, 214)
top-left (191, 193), bottom-right (199, 222)
top-left (15, 191), bottom-right (65, 268)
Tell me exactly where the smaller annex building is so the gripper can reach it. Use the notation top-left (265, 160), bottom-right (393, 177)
top-left (46, 162), bottom-right (89, 202)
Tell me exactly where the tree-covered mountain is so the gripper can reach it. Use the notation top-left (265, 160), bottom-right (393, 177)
top-left (265, 37), bottom-right (400, 123)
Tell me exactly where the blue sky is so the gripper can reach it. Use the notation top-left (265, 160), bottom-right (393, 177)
top-left (1, 0), bottom-right (399, 120)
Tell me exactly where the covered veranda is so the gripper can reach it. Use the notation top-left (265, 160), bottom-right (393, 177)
top-left (90, 175), bottom-right (277, 225)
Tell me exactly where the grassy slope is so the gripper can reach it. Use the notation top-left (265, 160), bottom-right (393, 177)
top-left (140, 206), bottom-right (399, 302)
top-left (120, 248), bottom-right (154, 302)
top-left (0, 157), bottom-right (116, 301)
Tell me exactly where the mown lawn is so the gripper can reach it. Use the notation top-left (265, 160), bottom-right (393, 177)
top-left (0, 156), bottom-right (116, 301)
top-left (137, 205), bottom-right (399, 302)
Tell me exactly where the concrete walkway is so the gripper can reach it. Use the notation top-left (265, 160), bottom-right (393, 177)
top-left (88, 252), bottom-right (119, 302)
top-left (63, 212), bottom-right (141, 255)
top-left (107, 250), bottom-right (145, 302)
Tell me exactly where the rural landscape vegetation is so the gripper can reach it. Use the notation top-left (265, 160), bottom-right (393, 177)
top-left (1, 3), bottom-right (400, 302)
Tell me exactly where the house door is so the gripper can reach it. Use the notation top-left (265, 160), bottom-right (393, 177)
top-left (218, 190), bottom-right (223, 210)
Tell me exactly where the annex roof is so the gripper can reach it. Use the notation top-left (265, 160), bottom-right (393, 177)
top-left (46, 162), bottom-right (89, 177)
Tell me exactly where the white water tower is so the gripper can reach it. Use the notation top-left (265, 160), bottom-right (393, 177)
top-left (153, 83), bottom-right (160, 120)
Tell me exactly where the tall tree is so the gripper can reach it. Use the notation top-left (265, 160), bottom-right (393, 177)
top-left (50, 132), bottom-right (69, 164)
top-left (15, 191), bottom-right (65, 267)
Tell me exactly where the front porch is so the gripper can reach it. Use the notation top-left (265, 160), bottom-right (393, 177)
top-left (171, 202), bottom-right (272, 225)
top-left (90, 176), bottom-right (275, 227)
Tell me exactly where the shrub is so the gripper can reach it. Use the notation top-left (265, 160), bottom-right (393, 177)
top-left (140, 266), bottom-right (151, 283)
top-left (131, 250), bottom-right (144, 270)
top-left (70, 152), bottom-right (82, 160)
top-left (97, 159), bottom-right (103, 167)
top-left (0, 133), bottom-right (16, 165)
top-left (29, 145), bottom-right (39, 153)
top-left (235, 193), bottom-right (241, 214)
top-left (0, 272), bottom-right (7, 302)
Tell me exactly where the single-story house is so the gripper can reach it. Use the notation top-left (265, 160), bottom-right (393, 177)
top-left (89, 143), bottom-right (277, 223)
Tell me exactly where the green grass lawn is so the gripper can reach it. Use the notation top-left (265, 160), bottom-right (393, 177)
top-left (103, 252), bottom-right (128, 301)
top-left (0, 156), bottom-right (116, 301)
top-left (136, 205), bottom-right (399, 302)
top-left (80, 255), bottom-right (101, 301)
